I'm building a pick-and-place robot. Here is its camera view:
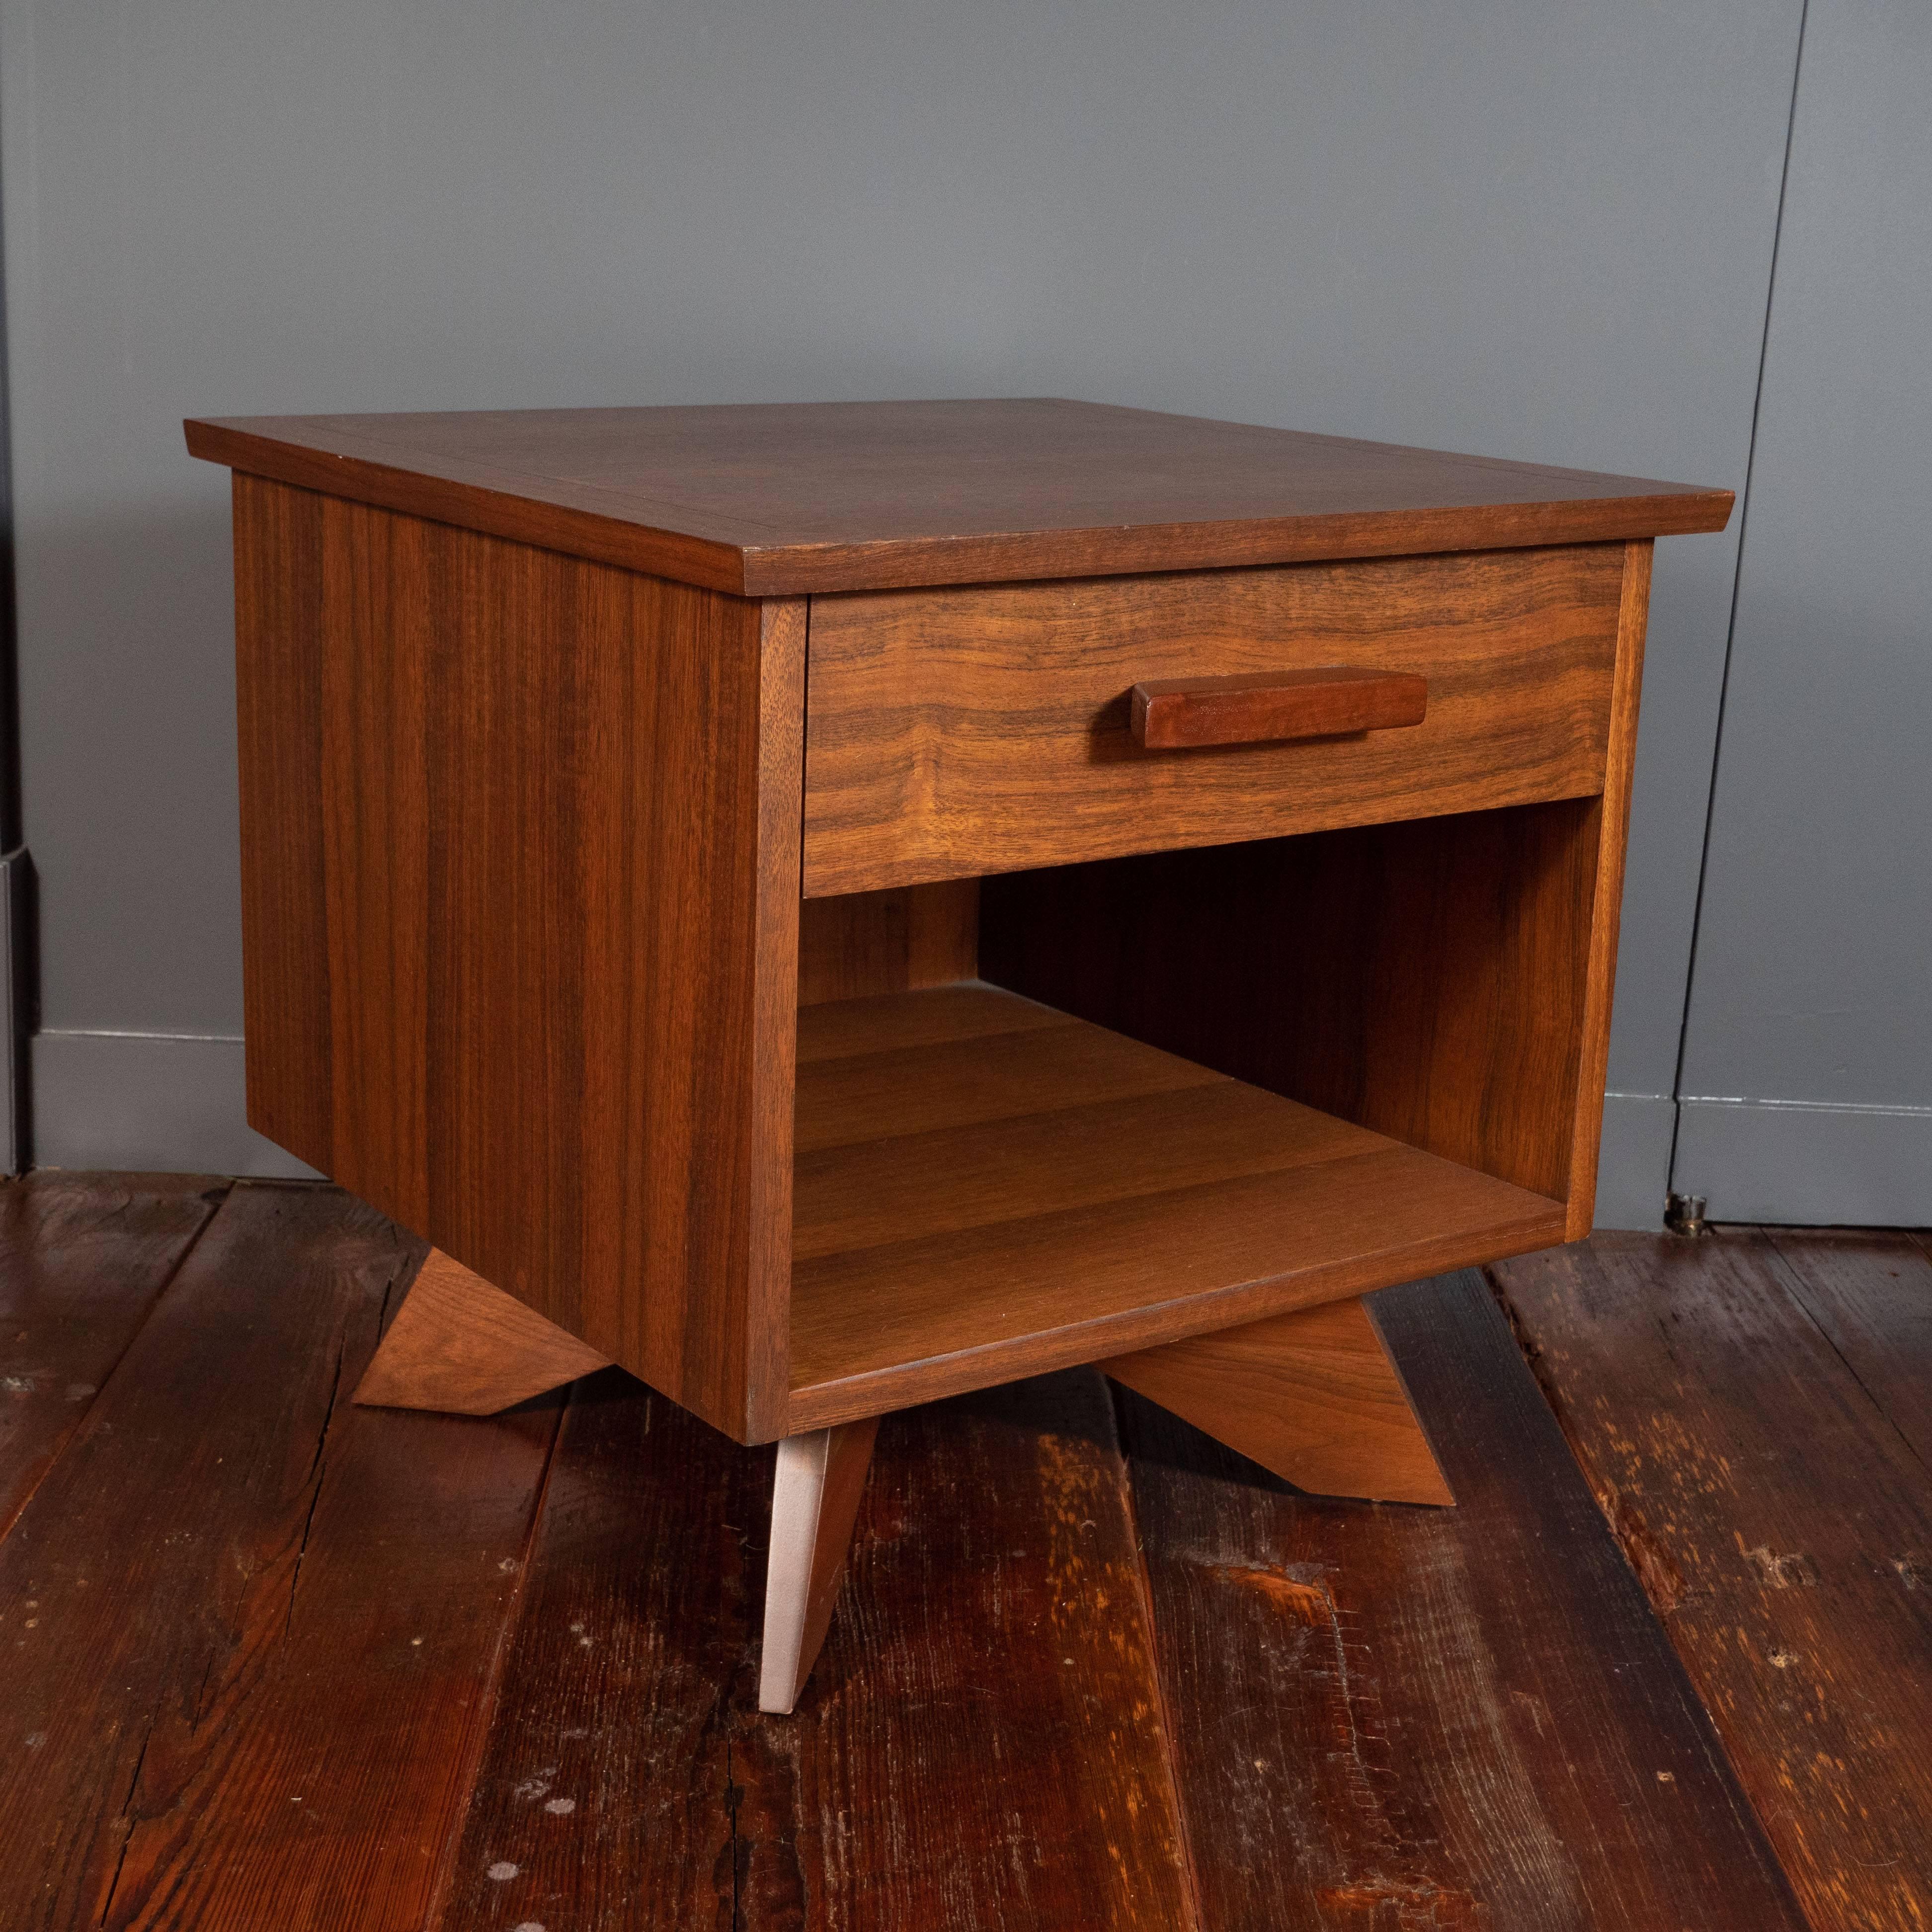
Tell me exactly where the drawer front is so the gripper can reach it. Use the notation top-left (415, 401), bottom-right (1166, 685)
top-left (802, 544), bottom-right (1626, 895)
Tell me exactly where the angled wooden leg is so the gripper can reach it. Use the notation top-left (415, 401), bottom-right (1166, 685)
top-left (1101, 1295), bottom-right (1455, 1506)
top-left (353, 1248), bottom-right (611, 1414)
top-left (758, 1416), bottom-right (881, 1714)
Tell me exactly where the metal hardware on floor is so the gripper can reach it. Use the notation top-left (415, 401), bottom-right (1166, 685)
top-left (1665, 1191), bottom-right (1711, 1236)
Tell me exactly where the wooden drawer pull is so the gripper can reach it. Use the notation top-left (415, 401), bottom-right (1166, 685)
top-left (1130, 667), bottom-right (1429, 750)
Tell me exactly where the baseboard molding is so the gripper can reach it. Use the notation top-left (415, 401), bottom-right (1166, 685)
top-left (1674, 1097), bottom-right (1932, 1228)
top-left (29, 1030), bottom-right (323, 1179)
top-left (28, 1038), bottom-right (1924, 1227)
top-left (1591, 1092), bottom-right (1677, 1232)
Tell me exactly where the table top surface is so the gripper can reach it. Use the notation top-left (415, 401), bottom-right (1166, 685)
top-left (186, 397), bottom-right (1733, 596)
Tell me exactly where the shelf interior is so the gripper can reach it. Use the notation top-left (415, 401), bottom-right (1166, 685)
top-left (788, 981), bottom-right (1564, 1426)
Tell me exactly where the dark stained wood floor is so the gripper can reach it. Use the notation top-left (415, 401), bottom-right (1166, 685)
top-left (0, 1175), bottom-right (1922, 1931)
top-left (1491, 1229), bottom-right (1932, 1932)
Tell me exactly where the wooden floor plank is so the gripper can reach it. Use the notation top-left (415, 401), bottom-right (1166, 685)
top-left (19, 1181), bottom-right (1927, 1927)
top-left (1758, 1226), bottom-right (1932, 1470)
top-left (1492, 1231), bottom-right (1932, 1932)
top-left (431, 1369), bottom-right (769, 1931)
top-left (444, 1367), bottom-right (1200, 1930)
top-left (0, 1182), bottom-right (558, 1932)
top-left (0, 1173), bottom-right (227, 1537)
top-left (736, 1372), bottom-right (1198, 1930)
top-left (1116, 1267), bottom-right (1806, 1932)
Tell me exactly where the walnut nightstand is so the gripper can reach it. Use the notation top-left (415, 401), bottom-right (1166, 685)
top-left (185, 399), bottom-right (1731, 1711)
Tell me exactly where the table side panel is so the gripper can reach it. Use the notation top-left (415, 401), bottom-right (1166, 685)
top-left (1563, 539), bottom-right (1652, 1237)
top-left (802, 544), bottom-right (1625, 894)
top-left (232, 478), bottom-right (801, 1438)
top-left (235, 475), bottom-right (333, 1167)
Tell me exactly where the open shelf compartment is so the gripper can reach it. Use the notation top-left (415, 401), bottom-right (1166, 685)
top-left (786, 979), bottom-right (1564, 1428)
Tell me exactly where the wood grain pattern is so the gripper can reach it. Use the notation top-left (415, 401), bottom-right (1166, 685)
top-left (1562, 539), bottom-right (1652, 1235)
top-left (8, 1178), bottom-right (1907, 1925)
top-left (1130, 665), bottom-right (1429, 749)
top-left (787, 983), bottom-right (1562, 1429)
top-left (733, 1373), bottom-right (1201, 1928)
top-left (1761, 1226), bottom-right (1932, 1469)
top-left (803, 544), bottom-right (1624, 894)
top-left (438, 1368), bottom-right (1198, 1929)
top-left (797, 881), bottom-right (979, 1006)
top-left (232, 477), bottom-right (804, 1441)
top-left (1493, 1230), bottom-right (1932, 1930)
top-left (0, 1174), bottom-right (225, 1538)
top-left (758, 1417), bottom-right (881, 1714)
top-left (982, 794), bottom-right (1605, 1208)
top-left (793, 1005), bottom-right (1219, 1156)
top-left (1115, 1268), bottom-right (1807, 1932)
top-left (353, 1247), bottom-right (612, 1415)
top-left (188, 399), bottom-right (1731, 596)
top-left (1102, 1296), bottom-right (1454, 1506)
top-left (0, 1183), bottom-right (559, 1932)
top-left (233, 473), bottom-right (332, 1162)
top-left (793, 977), bottom-right (1066, 1066)
top-left (428, 1371), bottom-right (777, 1931)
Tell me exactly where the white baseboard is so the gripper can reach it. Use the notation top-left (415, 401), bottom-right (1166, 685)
top-left (1673, 1096), bottom-right (1932, 1227)
top-left (29, 1030), bottom-right (323, 1179)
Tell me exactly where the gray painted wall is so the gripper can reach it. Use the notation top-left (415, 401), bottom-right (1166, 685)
top-left (0, 147), bottom-right (19, 1175)
top-left (0, 0), bottom-right (1805, 1215)
top-left (1673, 0), bottom-right (1932, 1224)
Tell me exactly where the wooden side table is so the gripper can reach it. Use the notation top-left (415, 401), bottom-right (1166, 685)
top-left (184, 400), bottom-right (1731, 1711)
